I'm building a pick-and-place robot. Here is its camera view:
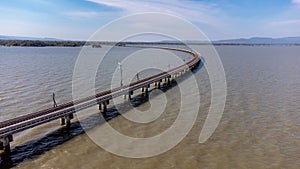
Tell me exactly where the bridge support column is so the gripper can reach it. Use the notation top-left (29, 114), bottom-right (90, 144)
top-left (103, 102), bottom-right (107, 113)
top-left (157, 81), bottom-right (161, 88)
top-left (100, 101), bottom-right (108, 117)
top-left (61, 118), bottom-right (65, 126)
top-left (98, 103), bottom-right (102, 110)
top-left (129, 91), bottom-right (133, 100)
top-left (0, 135), bottom-right (13, 154)
top-left (61, 114), bottom-right (73, 128)
top-left (167, 75), bottom-right (171, 85)
top-left (66, 115), bottom-right (71, 128)
top-left (145, 86), bottom-right (149, 97)
top-left (141, 87), bottom-right (144, 93)
top-left (145, 88), bottom-right (148, 97)
top-left (155, 82), bottom-right (160, 89)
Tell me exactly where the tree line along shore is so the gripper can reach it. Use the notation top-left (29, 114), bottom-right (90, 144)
top-left (0, 40), bottom-right (299, 47)
top-left (0, 40), bottom-right (96, 47)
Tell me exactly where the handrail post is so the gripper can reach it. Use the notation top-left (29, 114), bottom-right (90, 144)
top-left (136, 73), bottom-right (139, 81)
top-left (53, 92), bottom-right (58, 108)
top-left (53, 92), bottom-right (65, 126)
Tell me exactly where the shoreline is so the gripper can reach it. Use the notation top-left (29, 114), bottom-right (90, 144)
top-left (1, 40), bottom-right (300, 47)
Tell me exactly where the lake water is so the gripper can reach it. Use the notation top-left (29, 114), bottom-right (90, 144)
top-left (0, 45), bottom-right (299, 168)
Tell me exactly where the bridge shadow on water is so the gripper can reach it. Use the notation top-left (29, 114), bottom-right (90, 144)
top-left (0, 60), bottom-right (204, 169)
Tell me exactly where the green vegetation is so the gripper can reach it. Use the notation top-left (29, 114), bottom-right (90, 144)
top-left (1, 40), bottom-right (299, 47)
top-left (0, 40), bottom-right (87, 47)
top-left (0, 40), bottom-right (139, 47)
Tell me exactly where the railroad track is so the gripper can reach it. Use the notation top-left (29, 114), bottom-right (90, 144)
top-left (0, 46), bottom-right (201, 153)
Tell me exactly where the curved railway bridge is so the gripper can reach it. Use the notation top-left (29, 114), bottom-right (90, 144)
top-left (0, 46), bottom-right (201, 154)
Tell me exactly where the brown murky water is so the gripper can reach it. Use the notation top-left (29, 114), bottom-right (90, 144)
top-left (0, 45), bottom-right (299, 168)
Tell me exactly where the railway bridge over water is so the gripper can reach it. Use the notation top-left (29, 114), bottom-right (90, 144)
top-left (0, 46), bottom-right (201, 154)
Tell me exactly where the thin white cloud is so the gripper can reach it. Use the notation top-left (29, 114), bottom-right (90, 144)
top-left (265, 1), bottom-right (300, 37)
top-left (85, 0), bottom-right (300, 40)
top-left (64, 11), bottom-right (99, 17)
top-left (86, 0), bottom-right (226, 26)
top-left (292, 0), bottom-right (300, 4)
top-left (263, 18), bottom-right (300, 38)
top-left (271, 19), bottom-right (300, 25)
top-left (29, 0), bottom-right (52, 5)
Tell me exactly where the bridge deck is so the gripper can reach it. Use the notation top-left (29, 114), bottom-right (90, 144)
top-left (0, 46), bottom-right (201, 148)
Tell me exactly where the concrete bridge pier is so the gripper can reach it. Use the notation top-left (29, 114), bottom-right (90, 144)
top-left (157, 81), bottom-right (161, 88)
top-left (128, 91), bottom-right (133, 100)
top-left (167, 76), bottom-right (171, 85)
top-left (102, 101), bottom-right (108, 116)
top-left (145, 88), bottom-right (148, 97)
top-left (171, 75), bottom-right (175, 82)
top-left (65, 115), bottom-right (71, 128)
top-left (0, 135), bottom-right (13, 154)
top-left (163, 77), bottom-right (167, 85)
top-left (61, 114), bottom-right (73, 128)
top-left (144, 85), bottom-right (150, 97)
top-left (99, 100), bottom-right (109, 116)
top-left (61, 118), bottom-right (65, 125)
top-left (98, 103), bottom-right (102, 111)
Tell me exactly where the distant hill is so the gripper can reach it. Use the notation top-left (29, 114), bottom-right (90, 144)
top-left (0, 35), bottom-right (63, 41)
top-left (215, 37), bottom-right (300, 44)
top-left (1, 35), bottom-right (300, 45)
top-left (160, 37), bottom-right (300, 45)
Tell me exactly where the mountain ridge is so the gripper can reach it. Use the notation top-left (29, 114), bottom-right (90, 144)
top-left (215, 37), bottom-right (300, 44)
top-left (0, 35), bottom-right (64, 41)
top-left (1, 35), bottom-right (300, 44)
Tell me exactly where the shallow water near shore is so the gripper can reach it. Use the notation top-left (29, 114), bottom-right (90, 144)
top-left (0, 45), bottom-right (300, 168)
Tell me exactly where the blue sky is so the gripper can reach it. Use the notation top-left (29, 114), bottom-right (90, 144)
top-left (0, 0), bottom-right (300, 40)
